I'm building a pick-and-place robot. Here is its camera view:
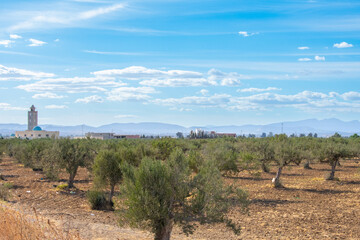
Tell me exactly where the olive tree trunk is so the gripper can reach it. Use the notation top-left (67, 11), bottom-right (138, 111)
top-left (67, 168), bottom-right (78, 188)
top-left (155, 220), bottom-right (173, 240)
top-left (272, 166), bottom-right (283, 188)
top-left (326, 160), bottom-right (338, 180)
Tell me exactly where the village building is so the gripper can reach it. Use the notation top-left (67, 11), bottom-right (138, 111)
top-left (15, 105), bottom-right (60, 139)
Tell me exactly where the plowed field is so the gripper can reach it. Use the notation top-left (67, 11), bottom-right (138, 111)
top-left (1, 156), bottom-right (360, 239)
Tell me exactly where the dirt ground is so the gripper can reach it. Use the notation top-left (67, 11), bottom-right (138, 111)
top-left (1, 156), bottom-right (360, 240)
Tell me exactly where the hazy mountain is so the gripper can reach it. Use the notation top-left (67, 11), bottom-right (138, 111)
top-left (1, 118), bottom-right (360, 137)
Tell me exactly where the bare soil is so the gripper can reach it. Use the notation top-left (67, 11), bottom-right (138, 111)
top-left (1, 156), bottom-right (360, 239)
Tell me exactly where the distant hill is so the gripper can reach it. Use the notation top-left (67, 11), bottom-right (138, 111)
top-left (1, 118), bottom-right (360, 137)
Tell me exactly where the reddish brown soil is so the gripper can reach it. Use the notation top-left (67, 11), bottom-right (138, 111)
top-left (1, 156), bottom-right (360, 239)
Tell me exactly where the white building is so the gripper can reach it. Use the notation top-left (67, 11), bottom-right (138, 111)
top-left (15, 105), bottom-right (60, 139)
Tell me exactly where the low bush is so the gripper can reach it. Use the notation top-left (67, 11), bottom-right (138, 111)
top-left (86, 190), bottom-right (113, 210)
top-left (0, 183), bottom-right (12, 201)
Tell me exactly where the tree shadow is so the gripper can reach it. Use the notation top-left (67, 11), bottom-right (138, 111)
top-left (251, 199), bottom-right (302, 207)
top-left (225, 176), bottom-right (270, 181)
top-left (280, 187), bottom-right (353, 194)
top-left (12, 185), bottom-right (25, 189)
top-left (282, 173), bottom-right (303, 177)
top-left (1, 174), bottom-right (19, 178)
top-left (342, 181), bottom-right (360, 185)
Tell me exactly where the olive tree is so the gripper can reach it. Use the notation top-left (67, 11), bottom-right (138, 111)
top-left (55, 138), bottom-right (95, 188)
top-left (93, 149), bottom-right (123, 204)
top-left (120, 148), bottom-right (248, 240)
top-left (272, 136), bottom-right (302, 188)
top-left (318, 137), bottom-right (350, 180)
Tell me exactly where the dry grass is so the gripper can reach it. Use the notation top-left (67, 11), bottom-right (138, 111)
top-left (0, 206), bottom-right (81, 240)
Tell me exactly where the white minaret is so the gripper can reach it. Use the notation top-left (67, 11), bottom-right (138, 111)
top-left (28, 105), bottom-right (38, 130)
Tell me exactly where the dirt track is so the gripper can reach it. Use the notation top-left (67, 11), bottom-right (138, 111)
top-left (1, 156), bottom-right (360, 239)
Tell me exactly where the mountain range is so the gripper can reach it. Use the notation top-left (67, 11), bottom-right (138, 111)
top-left (1, 118), bottom-right (359, 137)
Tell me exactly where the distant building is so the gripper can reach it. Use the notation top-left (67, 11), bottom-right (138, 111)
top-left (85, 132), bottom-right (141, 140)
top-left (28, 105), bottom-right (38, 130)
top-left (114, 134), bottom-right (140, 139)
top-left (15, 105), bottom-right (59, 139)
top-left (85, 132), bottom-right (114, 140)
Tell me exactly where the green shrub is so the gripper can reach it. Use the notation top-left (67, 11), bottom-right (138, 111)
top-left (56, 184), bottom-right (68, 190)
top-left (0, 183), bottom-right (11, 201)
top-left (86, 190), bottom-right (112, 210)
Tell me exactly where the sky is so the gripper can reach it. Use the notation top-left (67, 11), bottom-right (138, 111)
top-left (1, 0), bottom-right (360, 127)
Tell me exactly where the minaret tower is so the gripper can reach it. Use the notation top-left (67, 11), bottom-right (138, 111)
top-left (28, 105), bottom-right (38, 130)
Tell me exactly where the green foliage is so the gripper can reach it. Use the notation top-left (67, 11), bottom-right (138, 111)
top-left (0, 183), bottom-right (12, 201)
top-left (120, 148), bottom-right (248, 240)
top-left (93, 149), bottom-right (123, 204)
top-left (86, 190), bottom-right (110, 210)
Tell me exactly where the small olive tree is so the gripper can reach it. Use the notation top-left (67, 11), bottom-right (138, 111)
top-left (272, 136), bottom-right (302, 188)
top-left (93, 149), bottom-right (123, 205)
top-left (120, 148), bottom-right (248, 240)
top-left (55, 138), bottom-right (95, 188)
top-left (318, 137), bottom-right (350, 180)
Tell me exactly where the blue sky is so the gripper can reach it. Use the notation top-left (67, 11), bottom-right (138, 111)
top-left (1, 0), bottom-right (360, 127)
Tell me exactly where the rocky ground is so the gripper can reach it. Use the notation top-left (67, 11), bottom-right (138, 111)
top-left (1, 156), bottom-right (360, 239)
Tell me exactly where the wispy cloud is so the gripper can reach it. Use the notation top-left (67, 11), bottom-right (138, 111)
top-left (94, 66), bottom-right (248, 87)
top-left (45, 104), bottom-right (68, 109)
top-left (237, 87), bottom-right (281, 93)
top-left (75, 95), bottom-right (104, 103)
top-left (238, 31), bottom-right (258, 37)
top-left (0, 64), bottom-right (54, 81)
top-left (114, 114), bottom-right (138, 119)
top-left (314, 55), bottom-right (325, 61)
top-left (0, 40), bottom-right (14, 48)
top-left (32, 92), bottom-right (65, 99)
top-left (298, 46), bottom-right (309, 50)
top-left (333, 42), bottom-right (353, 48)
top-left (17, 76), bottom-right (125, 93)
top-left (28, 38), bottom-right (47, 47)
top-left (9, 3), bottom-right (125, 31)
top-left (0, 103), bottom-right (27, 111)
top-left (107, 87), bottom-right (157, 102)
top-left (9, 34), bottom-right (22, 39)
top-left (298, 58), bottom-right (312, 61)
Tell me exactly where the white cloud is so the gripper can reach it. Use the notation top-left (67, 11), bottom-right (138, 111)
top-left (93, 66), bottom-right (203, 80)
top-left (238, 31), bottom-right (257, 37)
top-left (140, 78), bottom-right (215, 87)
top-left (10, 4), bottom-right (125, 31)
top-left (298, 58), bottom-right (312, 61)
top-left (341, 91), bottom-right (360, 101)
top-left (0, 64), bottom-right (55, 81)
top-left (32, 92), bottom-right (65, 99)
top-left (0, 103), bottom-right (27, 111)
top-left (107, 87), bottom-right (157, 102)
top-left (28, 38), bottom-right (47, 47)
top-left (237, 87), bottom-right (281, 93)
top-left (17, 77), bottom-right (125, 93)
top-left (0, 40), bottom-right (14, 48)
top-left (298, 46), bottom-right (309, 50)
top-left (114, 114), bottom-right (137, 119)
top-left (94, 66), bottom-right (247, 87)
top-left (45, 105), bottom-right (68, 109)
top-left (333, 42), bottom-right (353, 48)
top-left (75, 95), bottom-right (104, 103)
top-left (208, 68), bottom-right (248, 86)
top-left (199, 89), bottom-right (209, 96)
top-left (314, 55), bottom-right (325, 61)
top-left (54, 39), bottom-right (60, 42)
top-left (153, 94), bottom-right (232, 108)
top-left (10, 34), bottom-right (22, 39)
